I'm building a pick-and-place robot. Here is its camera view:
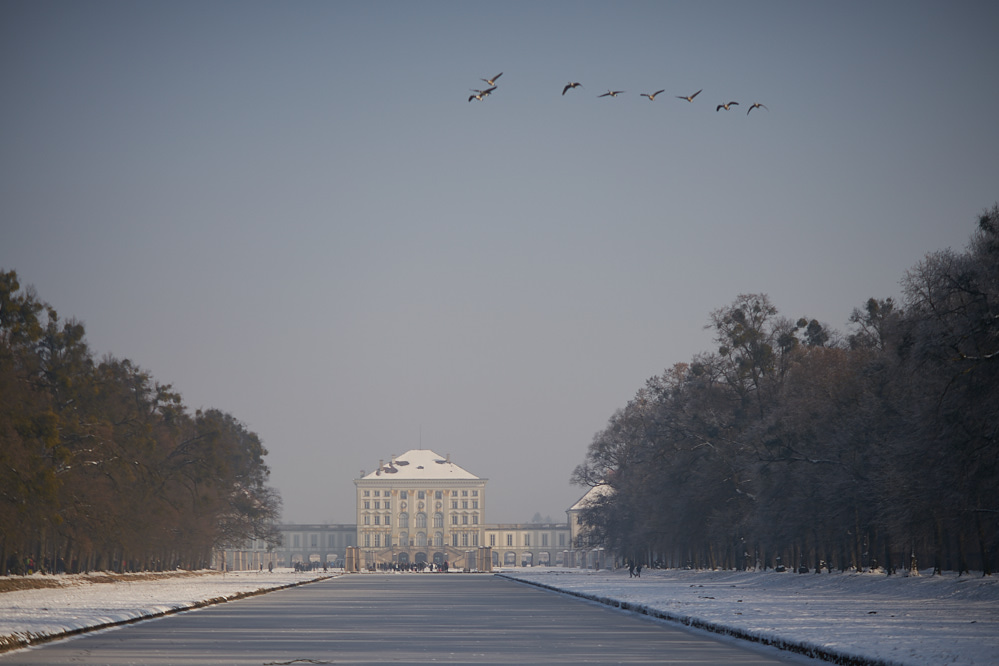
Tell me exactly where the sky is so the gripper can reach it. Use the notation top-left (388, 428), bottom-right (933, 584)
top-left (2, 1), bottom-right (998, 525)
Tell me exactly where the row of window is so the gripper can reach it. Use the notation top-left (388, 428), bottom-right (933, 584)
top-left (362, 489), bottom-right (479, 499)
top-left (362, 499), bottom-right (481, 511)
top-left (487, 533), bottom-right (567, 548)
top-left (361, 512), bottom-right (481, 527)
top-left (361, 531), bottom-right (482, 548)
top-left (260, 533), bottom-right (353, 549)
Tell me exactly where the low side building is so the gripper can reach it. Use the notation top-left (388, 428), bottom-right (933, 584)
top-left (221, 524), bottom-right (356, 571)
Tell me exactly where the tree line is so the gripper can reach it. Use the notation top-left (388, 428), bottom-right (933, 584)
top-left (0, 272), bottom-right (281, 575)
top-left (572, 205), bottom-right (999, 575)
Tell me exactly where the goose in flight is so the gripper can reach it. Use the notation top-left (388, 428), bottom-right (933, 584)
top-left (481, 72), bottom-right (503, 86)
top-left (468, 86), bottom-right (496, 102)
top-left (747, 102), bottom-right (769, 115)
top-left (562, 81), bottom-right (582, 95)
top-left (598, 90), bottom-right (625, 98)
top-left (676, 89), bottom-right (702, 102)
top-left (641, 89), bottom-right (666, 101)
top-left (716, 101), bottom-right (739, 111)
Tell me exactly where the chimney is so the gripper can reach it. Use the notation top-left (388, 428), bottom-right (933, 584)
top-left (446, 453), bottom-right (451, 463)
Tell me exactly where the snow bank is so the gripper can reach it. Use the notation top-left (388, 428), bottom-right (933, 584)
top-left (499, 568), bottom-right (999, 666)
top-left (0, 569), bottom-right (331, 653)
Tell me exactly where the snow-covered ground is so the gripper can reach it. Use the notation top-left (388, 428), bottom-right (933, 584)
top-left (1, 567), bottom-right (996, 665)
top-left (499, 568), bottom-right (999, 666)
top-left (0, 569), bottom-right (331, 654)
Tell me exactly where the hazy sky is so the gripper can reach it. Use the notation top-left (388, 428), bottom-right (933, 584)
top-left (3, 1), bottom-right (997, 525)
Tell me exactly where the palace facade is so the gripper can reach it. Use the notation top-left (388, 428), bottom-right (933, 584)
top-left (221, 449), bottom-right (603, 571)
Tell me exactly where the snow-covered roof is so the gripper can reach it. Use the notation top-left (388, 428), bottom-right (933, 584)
top-left (359, 449), bottom-right (480, 481)
top-left (568, 484), bottom-right (614, 512)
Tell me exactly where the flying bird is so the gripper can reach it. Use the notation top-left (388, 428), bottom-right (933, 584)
top-left (481, 72), bottom-right (503, 86)
top-left (747, 102), bottom-right (769, 115)
top-left (468, 86), bottom-right (496, 102)
top-left (676, 89), bottom-right (702, 102)
top-left (641, 90), bottom-right (666, 101)
top-left (562, 81), bottom-right (582, 95)
top-left (598, 90), bottom-right (626, 97)
top-left (716, 101), bottom-right (739, 111)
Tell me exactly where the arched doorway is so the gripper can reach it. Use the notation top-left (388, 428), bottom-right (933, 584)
top-left (433, 552), bottom-right (445, 566)
top-left (415, 551), bottom-right (428, 564)
top-left (397, 552), bottom-right (410, 566)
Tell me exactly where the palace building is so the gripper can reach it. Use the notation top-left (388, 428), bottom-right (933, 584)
top-left (221, 449), bottom-right (602, 571)
top-left (355, 449), bottom-right (487, 568)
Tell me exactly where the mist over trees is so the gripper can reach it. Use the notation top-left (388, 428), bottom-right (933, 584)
top-left (0, 272), bottom-right (282, 574)
top-left (573, 205), bottom-right (999, 575)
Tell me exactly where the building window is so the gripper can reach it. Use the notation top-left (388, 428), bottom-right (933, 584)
top-left (433, 512), bottom-right (443, 528)
top-left (462, 490), bottom-right (468, 496)
top-left (452, 534), bottom-right (459, 547)
top-left (374, 490), bottom-right (380, 497)
top-left (364, 515), bottom-right (370, 525)
top-left (435, 490), bottom-right (442, 499)
top-left (384, 501), bottom-right (390, 510)
top-left (472, 490), bottom-right (478, 496)
top-left (524, 535), bottom-right (530, 547)
top-left (374, 534), bottom-right (380, 547)
top-left (472, 500), bottom-right (478, 509)
top-left (451, 501), bottom-right (458, 509)
top-left (364, 501), bottom-right (370, 509)
top-left (418, 491), bottom-right (425, 499)
top-left (462, 501), bottom-right (468, 509)
top-left (384, 515), bottom-right (391, 526)
top-left (374, 501), bottom-right (380, 509)
top-left (329, 535), bottom-right (336, 547)
top-left (400, 513), bottom-right (409, 528)
top-left (416, 513), bottom-right (427, 529)
top-left (416, 532), bottom-right (427, 547)
top-left (401, 490), bottom-right (408, 500)
top-left (473, 533), bottom-right (479, 546)
top-left (506, 534), bottom-right (512, 547)
top-left (472, 515), bottom-right (478, 525)
top-left (462, 533), bottom-right (469, 547)
top-left (293, 535), bottom-right (300, 548)
top-left (452, 515), bottom-right (458, 525)
top-left (364, 533), bottom-right (370, 547)
top-left (490, 534), bottom-right (496, 546)
top-left (311, 534), bottom-right (318, 547)
top-left (374, 516), bottom-right (380, 525)
top-left (542, 534), bottom-right (548, 547)
top-left (462, 515), bottom-right (468, 525)
top-left (434, 532), bottom-right (443, 547)
top-left (559, 533), bottom-right (565, 547)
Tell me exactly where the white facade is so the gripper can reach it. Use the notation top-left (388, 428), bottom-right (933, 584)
top-left (354, 449), bottom-right (487, 568)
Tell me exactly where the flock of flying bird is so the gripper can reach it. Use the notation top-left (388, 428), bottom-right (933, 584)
top-left (469, 72), bottom-right (769, 114)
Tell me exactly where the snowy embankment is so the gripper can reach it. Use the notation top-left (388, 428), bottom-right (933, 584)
top-left (499, 568), bottom-right (999, 666)
top-left (0, 569), bottom-right (331, 653)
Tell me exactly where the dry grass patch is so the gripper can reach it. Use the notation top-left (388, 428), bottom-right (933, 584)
top-left (0, 570), bottom-right (218, 594)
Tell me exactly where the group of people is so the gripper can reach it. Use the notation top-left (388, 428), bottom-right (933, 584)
top-left (627, 560), bottom-right (643, 578)
top-left (370, 560), bottom-right (450, 572)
